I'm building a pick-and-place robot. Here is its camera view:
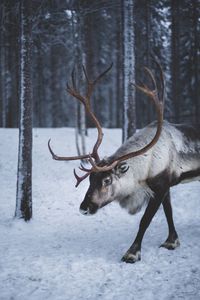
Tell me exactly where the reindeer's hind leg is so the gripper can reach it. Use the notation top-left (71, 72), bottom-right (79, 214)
top-left (160, 189), bottom-right (180, 250)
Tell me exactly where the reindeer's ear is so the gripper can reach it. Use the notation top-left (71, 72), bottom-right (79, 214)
top-left (115, 162), bottom-right (129, 176)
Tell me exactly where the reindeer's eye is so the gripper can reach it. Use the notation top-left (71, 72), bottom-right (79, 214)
top-left (102, 176), bottom-right (112, 187)
top-left (119, 163), bottom-right (129, 174)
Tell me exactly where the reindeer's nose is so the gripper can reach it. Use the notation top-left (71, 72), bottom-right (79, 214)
top-left (79, 200), bottom-right (98, 215)
top-left (79, 207), bottom-right (90, 215)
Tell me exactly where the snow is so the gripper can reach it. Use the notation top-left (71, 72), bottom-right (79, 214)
top-left (0, 128), bottom-right (200, 300)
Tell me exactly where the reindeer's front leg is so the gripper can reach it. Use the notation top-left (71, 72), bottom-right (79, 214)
top-left (122, 190), bottom-right (167, 263)
top-left (160, 190), bottom-right (180, 250)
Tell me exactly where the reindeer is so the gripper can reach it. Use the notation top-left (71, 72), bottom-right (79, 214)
top-left (48, 64), bottom-right (200, 263)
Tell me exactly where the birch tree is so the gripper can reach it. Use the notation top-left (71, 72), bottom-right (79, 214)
top-left (122, 0), bottom-right (136, 141)
top-left (15, 0), bottom-right (32, 221)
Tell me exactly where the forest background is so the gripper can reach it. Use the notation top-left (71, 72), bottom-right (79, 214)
top-left (1, 0), bottom-right (199, 132)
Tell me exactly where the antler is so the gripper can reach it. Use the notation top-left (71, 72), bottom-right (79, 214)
top-left (48, 63), bottom-right (164, 187)
top-left (48, 63), bottom-right (113, 186)
top-left (80, 64), bottom-right (165, 174)
top-left (67, 63), bottom-right (113, 162)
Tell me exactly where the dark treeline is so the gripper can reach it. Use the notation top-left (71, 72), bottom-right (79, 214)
top-left (0, 0), bottom-right (199, 129)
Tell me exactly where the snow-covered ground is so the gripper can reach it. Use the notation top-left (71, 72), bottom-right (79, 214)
top-left (0, 128), bottom-right (200, 300)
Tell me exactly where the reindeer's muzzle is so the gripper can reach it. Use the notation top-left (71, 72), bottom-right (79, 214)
top-left (79, 198), bottom-right (98, 215)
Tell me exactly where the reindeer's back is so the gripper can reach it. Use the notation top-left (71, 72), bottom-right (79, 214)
top-left (109, 121), bottom-right (200, 184)
top-left (132, 121), bottom-right (200, 184)
top-left (159, 122), bottom-right (200, 184)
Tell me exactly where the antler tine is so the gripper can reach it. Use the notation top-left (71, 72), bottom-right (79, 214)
top-left (93, 62), bottom-right (113, 86)
top-left (83, 63), bottom-right (113, 101)
top-left (79, 163), bottom-right (92, 173)
top-left (150, 56), bottom-right (165, 106)
top-left (143, 65), bottom-right (164, 117)
top-left (88, 155), bottom-right (119, 172)
top-left (133, 66), bottom-right (161, 109)
top-left (143, 67), bottom-right (158, 92)
top-left (78, 154), bottom-right (119, 175)
top-left (73, 169), bottom-right (90, 187)
top-left (156, 62), bottom-right (165, 106)
top-left (71, 66), bottom-right (77, 90)
top-left (66, 78), bottom-right (86, 106)
top-left (48, 139), bottom-right (91, 161)
top-left (82, 65), bottom-right (90, 85)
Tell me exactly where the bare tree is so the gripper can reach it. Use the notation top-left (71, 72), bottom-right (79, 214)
top-left (1, 0), bottom-right (199, 130)
top-left (171, 0), bottom-right (181, 123)
top-left (122, 0), bottom-right (136, 141)
top-left (71, 9), bottom-right (87, 158)
top-left (191, 0), bottom-right (199, 125)
top-left (0, 2), bottom-right (8, 128)
top-left (15, 0), bottom-right (32, 221)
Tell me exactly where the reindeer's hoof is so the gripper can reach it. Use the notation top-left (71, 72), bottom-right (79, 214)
top-left (160, 238), bottom-right (180, 250)
top-left (121, 250), bottom-right (141, 263)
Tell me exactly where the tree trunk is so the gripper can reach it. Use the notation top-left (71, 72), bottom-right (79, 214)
top-left (0, 21), bottom-right (6, 127)
top-left (171, 0), bottom-right (180, 123)
top-left (145, 0), bottom-right (153, 123)
top-left (16, 0), bottom-right (32, 221)
top-left (116, 7), bottom-right (123, 129)
top-left (191, 0), bottom-right (199, 125)
top-left (7, 6), bottom-right (19, 128)
top-left (122, 0), bottom-right (136, 141)
top-left (72, 9), bottom-right (87, 157)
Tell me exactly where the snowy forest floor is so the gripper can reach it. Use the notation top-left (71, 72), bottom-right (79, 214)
top-left (0, 128), bottom-right (200, 300)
